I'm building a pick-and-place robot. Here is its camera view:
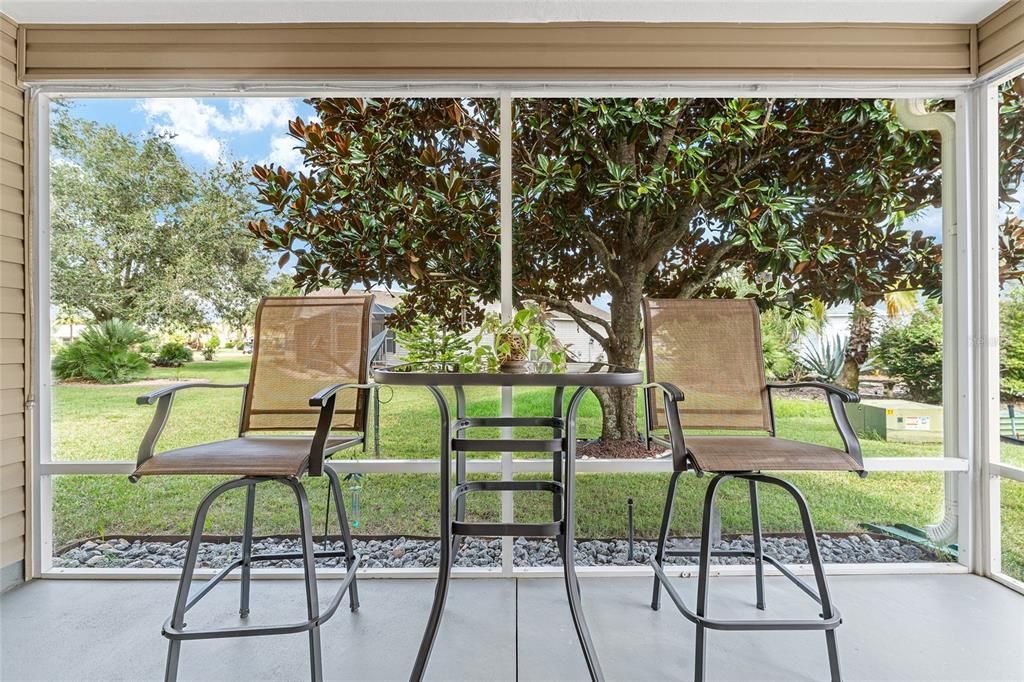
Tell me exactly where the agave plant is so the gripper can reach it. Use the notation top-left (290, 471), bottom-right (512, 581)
top-left (799, 334), bottom-right (848, 383)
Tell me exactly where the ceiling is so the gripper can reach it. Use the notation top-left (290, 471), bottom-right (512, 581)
top-left (0, 0), bottom-right (1010, 24)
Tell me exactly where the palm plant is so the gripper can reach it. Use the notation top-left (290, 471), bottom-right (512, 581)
top-left (53, 318), bottom-right (150, 384)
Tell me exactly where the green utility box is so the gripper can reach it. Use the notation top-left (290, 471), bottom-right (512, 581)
top-left (844, 399), bottom-right (943, 444)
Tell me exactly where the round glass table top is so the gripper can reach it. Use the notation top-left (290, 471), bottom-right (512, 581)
top-left (372, 361), bottom-right (643, 387)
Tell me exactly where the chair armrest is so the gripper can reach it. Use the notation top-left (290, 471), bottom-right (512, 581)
top-left (137, 382), bottom-right (248, 405)
top-left (767, 382), bottom-right (865, 473)
top-left (133, 383), bottom-right (249, 479)
top-left (766, 381), bottom-right (860, 403)
top-left (640, 382), bottom-right (690, 472)
top-left (308, 383), bottom-right (374, 476)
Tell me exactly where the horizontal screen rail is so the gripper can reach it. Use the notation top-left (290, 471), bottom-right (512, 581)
top-left (40, 456), bottom-right (968, 477)
top-left (991, 462), bottom-right (1024, 482)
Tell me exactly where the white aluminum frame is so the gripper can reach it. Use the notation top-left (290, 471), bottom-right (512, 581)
top-left (973, 58), bottom-right (1024, 595)
top-left (25, 75), bottom-right (1002, 581)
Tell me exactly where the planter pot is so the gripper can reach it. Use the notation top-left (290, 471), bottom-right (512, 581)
top-left (500, 359), bottom-right (531, 373)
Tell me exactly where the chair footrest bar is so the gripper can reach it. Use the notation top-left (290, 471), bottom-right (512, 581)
top-left (184, 558), bottom-right (243, 610)
top-left (451, 438), bottom-right (563, 452)
top-left (650, 559), bottom-right (841, 632)
top-left (451, 521), bottom-right (562, 537)
top-left (165, 553), bottom-right (362, 642)
top-left (662, 549), bottom-right (824, 603)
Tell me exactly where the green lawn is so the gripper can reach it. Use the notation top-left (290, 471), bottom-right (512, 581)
top-left (51, 355), bottom-right (1023, 579)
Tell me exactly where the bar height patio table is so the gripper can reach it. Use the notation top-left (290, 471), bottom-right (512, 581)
top-left (373, 361), bottom-right (643, 682)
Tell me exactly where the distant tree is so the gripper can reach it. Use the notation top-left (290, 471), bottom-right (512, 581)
top-left (1001, 286), bottom-right (1024, 402)
top-left (267, 271), bottom-right (301, 297)
top-left (51, 106), bottom-right (270, 333)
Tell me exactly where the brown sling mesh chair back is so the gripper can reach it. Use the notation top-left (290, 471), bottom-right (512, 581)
top-left (243, 295), bottom-right (372, 434)
top-left (644, 298), bottom-right (771, 434)
top-left (130, 295), bottom-right (373, 682)
top-left (642, 297), bottom-right (864, 682)
top-left (643, 297), bottom-right (864, 474)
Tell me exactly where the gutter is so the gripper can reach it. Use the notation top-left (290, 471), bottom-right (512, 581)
top-left (893, 99), bottom-right (958, 545)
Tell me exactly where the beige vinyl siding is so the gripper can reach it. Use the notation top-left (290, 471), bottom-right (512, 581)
top-left (0, 12), bottom-right (26, 582)
top-left (19, 22), bottom-right (975, 81)
top-left (979, 1), bottom-right (1024, 77)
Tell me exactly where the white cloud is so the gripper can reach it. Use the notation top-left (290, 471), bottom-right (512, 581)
top-left (220, 99), bottom-right (297, 132)
top-left (263, 134), bottom-right (305, 170)
top-left (139, 98), bottom-right (298, 164)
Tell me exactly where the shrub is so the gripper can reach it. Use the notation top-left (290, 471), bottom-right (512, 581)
top-left (1001, 287), bottom-right (1024, 401)
top-left (202, 340), bottom-right (217, 361)
top-left (153, 342), bottom-right (194, 367)
top-left (760, 311), bottom-right (800, 380)
top-left (207, 335), bottom-right (221, 349)
top-left (799, 334), bottom-right (847, 383)
top-left (52, 319), bottom-right (150, 384)
top-left (874, 302), bottom-right (943, 404)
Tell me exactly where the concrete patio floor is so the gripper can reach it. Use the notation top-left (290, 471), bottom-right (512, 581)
top-left (1, 574), bottom-right (1022, 681)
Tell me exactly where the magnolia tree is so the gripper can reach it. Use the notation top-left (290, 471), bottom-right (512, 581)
top-left (249, 94), bottom-right (1023, 442)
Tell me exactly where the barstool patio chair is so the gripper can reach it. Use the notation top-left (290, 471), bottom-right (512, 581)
top-left (130, 295), bottom-right (376, 682)
top-left (642, 298), bottom-right (865, 682)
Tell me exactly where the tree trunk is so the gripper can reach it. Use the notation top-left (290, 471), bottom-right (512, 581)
top-left (840, 301), bottom-right (876, 391)
top-left (593, 280), bottom-right (646, 442)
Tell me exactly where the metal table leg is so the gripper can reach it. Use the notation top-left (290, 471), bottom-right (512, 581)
top-left (409, 385), bottom-right (604, 682)
top-left (410, 387), bottom-right (454, 682)
top-left (563, 387), bottom-right (605, 682)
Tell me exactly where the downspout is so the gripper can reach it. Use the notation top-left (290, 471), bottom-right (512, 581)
top-left (894, 99), bottom-right (958, 545)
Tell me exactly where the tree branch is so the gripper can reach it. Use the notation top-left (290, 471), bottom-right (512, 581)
top-left (642, 205), bottom-right (699, 273)
top-left (530, 293), bottom-right (613, 350)
top-left (652, 109), bottom-right (683, 167)
top-left (676, 239), bottom-right (737, 298)
top-left (580, 226), bottom-right (623, 288)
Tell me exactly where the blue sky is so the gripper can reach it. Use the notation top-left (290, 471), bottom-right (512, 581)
top-left (62, 97), bottom-right (315, 171)
top-left (59, 96), bottom-right (946, 245)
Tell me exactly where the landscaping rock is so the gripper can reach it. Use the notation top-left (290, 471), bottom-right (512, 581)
top-left (53, 532), bottom-right (942, 570)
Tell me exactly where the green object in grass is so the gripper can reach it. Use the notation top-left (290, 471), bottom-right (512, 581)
top-left (861, 522), bottom-right (958, 560)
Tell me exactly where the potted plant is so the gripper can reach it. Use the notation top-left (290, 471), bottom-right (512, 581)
top-left (460, 304), bottom-right (568, 373)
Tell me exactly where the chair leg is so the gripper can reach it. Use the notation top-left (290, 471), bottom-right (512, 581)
top-left (765, 475), bottom-right (842, 682)
top-left (285, 478), bottom-right (324, 682)
top-left (325, 466), bottom-right (360, 612)
top-left (651, 470), bottom-right (683, 611)
top-left (695, 474), bottom-right (729, 682)
top-left (748, 479), bottom-right (766, 611)
top-left (239, 483), bottom-right (256, 618)
top-left (164, 478), bottom-right (242, 682)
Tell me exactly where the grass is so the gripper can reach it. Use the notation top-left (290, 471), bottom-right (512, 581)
top-left (1001, 479), bottom-right (1024, 582)
top-left (51, 355), bottom-right (1023, 580)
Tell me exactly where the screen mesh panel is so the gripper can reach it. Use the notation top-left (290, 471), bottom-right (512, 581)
top-left (644, 298), bottom-right (771, 432)
top-left (243, 296), bottom-right (372, 433)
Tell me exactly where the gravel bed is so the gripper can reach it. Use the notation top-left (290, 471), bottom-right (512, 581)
top-left (54, 533), bottom-right (939, 569)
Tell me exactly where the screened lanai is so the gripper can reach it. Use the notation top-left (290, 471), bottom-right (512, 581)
top-left (0, 2), bottom-right (1022, 681)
